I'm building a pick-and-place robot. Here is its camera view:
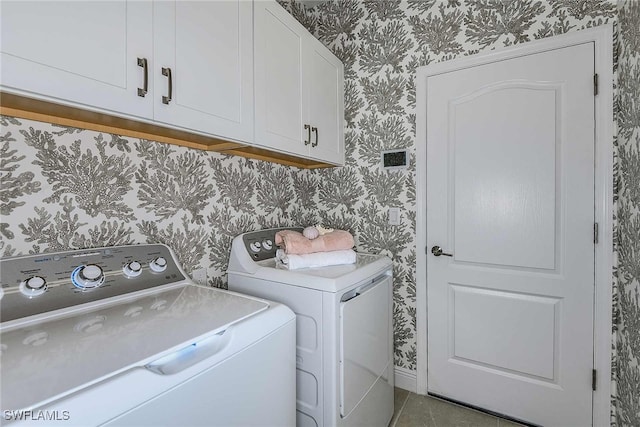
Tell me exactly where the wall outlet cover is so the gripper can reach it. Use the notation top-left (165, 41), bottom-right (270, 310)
top-left (388, 207), bottom-right (401, 226)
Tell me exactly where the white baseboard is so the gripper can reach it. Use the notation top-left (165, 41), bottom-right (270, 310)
top-left (394, 366), bottom-right (417, 393)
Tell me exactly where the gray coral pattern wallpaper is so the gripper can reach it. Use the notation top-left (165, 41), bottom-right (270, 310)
top-left (279, 0), bottom-right (616, 374)
top-left (616, 1), bottom-right (640, 425)
top-left (0, 116), bottom-right (312, 287)
top-left (1, 0), bottom-right (638, 423)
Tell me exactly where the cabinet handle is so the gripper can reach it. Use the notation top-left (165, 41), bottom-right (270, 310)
top-left (137, 58), bottom-right (148, 97)
top-left (162, 67), bottom-right (172, 105)
top-left (304, 124), bottom-right (311, 146)
top-left (311, 126), bottom-right (318, 147)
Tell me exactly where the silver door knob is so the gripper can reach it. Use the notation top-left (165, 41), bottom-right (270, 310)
top-left (431, 246), bottom-right (453, 257)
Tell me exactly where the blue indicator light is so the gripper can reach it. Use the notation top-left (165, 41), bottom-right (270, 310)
top-left (71, 266), bottom-right (83, 289)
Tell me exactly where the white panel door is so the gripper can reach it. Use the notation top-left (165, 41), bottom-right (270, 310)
top-left (426, 43), bottom-right (595, 426)
top-left (153, 0), bottom-right (253, 143)
top-left (305, 37), bottom-right (344, 165)
top-left (254, 0), bottom-right (308, 157)
top-left (0, 1), bottom-right (152, 118)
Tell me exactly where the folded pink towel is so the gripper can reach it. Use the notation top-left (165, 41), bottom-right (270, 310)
top-left (275, 230), bottom-right (355, 255)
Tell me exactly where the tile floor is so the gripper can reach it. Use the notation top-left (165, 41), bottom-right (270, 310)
top-left (390, 388), bottom-right (526, 427)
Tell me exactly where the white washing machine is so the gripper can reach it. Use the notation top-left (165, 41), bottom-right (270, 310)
top-left (227, 228), bottom-right (394, 427)
top-left (0, 244), bottom-right (296, 426)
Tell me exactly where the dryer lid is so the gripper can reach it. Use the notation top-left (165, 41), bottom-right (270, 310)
top-left (237, 253), bottom-right (392, 293)
top-left (258, 252), bottom-right (384, 277)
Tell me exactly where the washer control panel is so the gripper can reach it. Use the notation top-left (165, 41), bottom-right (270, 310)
top-left (0, 244), bottom-right (185, 323)
top-left (242, 227), bottom-right (302, 261)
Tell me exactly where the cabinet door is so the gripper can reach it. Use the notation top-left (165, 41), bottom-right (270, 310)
top-left (153, 0), bottom-right (253, 143)
top-left (254, 0), bottom-right (308, 157)
top-left (0, 1), bottom-right (152, 118)
top-left (305, 37), bottom-right (344, 165)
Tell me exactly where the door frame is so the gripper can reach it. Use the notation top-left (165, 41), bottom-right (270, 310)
top-left (415, 24), bottom-right (614, 426)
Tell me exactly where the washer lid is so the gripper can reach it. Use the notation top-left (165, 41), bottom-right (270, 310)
top-left (0, 285), bottom-right (268, 411)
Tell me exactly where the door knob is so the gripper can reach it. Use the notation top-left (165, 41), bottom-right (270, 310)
top-left (431, 246), bottom-right (453, 257)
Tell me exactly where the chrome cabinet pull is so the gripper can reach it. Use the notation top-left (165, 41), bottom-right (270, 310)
top-left (311, 126), bottom-right (318, 147)
top-left (431, 246), bottom-right (453, 257)
top-left (137, 58), bottom-right (148, 97)
top-left (304, 124), bottom-right (311, 145)
top-left (162, 67), bottom-right (172, 105)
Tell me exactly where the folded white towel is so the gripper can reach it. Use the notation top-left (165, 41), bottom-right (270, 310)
top-left (275, 249), bottom-right (357, 270)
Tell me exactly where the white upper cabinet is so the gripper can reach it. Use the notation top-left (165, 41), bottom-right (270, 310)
top-left (0, 1), bottom-right (153, 119)
top-left (1, 0), bottom-right (253, 144)
top-left (1, 0), bottom-right (341, 165)
top-left (304, 36), bottom-right (344, 165)
top-left (254, 0), bottom-right (307, 158)
top-left (153, 1), bottom-right (254, 143)
top-left (254, 0), bottom-right (344, 165)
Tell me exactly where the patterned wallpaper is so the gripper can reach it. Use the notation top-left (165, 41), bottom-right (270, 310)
top-left (0, 0), bottom-right (636, 423)
top-left (0, 116), bottom-right (315, 287)
top-left (615, 0), bottom-right (640, 424)
top-left (280, 0), bottom-right (617, 373)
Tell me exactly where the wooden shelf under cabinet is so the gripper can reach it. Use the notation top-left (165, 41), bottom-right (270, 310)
top-left (0, 92), bottom-right (334, 169)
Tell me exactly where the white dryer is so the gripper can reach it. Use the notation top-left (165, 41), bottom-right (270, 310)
top-left (227, 228), bottom-right (394, 427)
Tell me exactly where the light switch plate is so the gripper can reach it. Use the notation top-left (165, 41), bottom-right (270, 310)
top-left (388, 207), bottom-right (400, 225)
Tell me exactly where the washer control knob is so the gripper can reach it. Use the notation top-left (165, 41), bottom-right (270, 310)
top-left (262, 239), bottom-right (273, 250)
top-left (72, 264), bottom-right (105, 290)
top-left (19, 276), bottom-right (48, 298)
top-left (123, 261), bottom-right (142, 278)
top-left (249, 241), bottom-right (261, 253)
top-left (149, 257), bottom-right (167, 273)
